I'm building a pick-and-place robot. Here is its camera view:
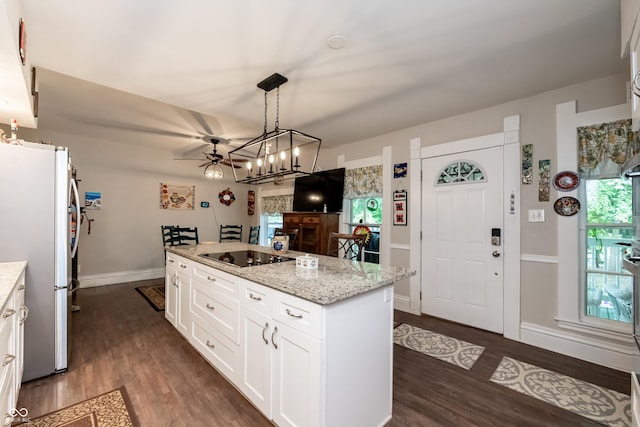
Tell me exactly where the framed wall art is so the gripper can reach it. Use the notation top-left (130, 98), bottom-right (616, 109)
top-left (393, 190), bottom-right (407, 226)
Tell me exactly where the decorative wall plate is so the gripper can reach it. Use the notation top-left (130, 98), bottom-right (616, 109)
top-left (554, 196), bottom-right (580, 216)
top-left (553, 171), bottom-right (579, 192)
top-left (353, 225), bottom-right (372, 244)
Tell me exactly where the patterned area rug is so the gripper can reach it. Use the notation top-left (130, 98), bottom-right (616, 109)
top-left (135, 284), bottom-right (165, 311)
top-left (18, 386), bottom-right (139, 426)
top-left (393, 323), bottom-right (485, 370)
top-left (491, 356), bottom-right (631, 427)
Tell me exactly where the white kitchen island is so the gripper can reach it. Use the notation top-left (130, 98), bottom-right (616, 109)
top-left (165, 243), bottom-right (414, 427)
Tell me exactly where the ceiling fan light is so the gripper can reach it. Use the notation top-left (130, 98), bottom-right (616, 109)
top-left (204, 163), bottom-right (224, 180)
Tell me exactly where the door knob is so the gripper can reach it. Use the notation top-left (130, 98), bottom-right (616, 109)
top-left (492, 251), bottom-right (501, 258)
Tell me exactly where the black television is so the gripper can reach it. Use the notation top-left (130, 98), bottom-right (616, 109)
top-left (292, 168), bottom-right (345, 213)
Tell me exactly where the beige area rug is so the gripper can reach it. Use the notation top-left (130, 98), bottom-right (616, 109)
top-left (17, 386), bottom-right (139, 427)
top-left (491, 356), bottom-right (631, 427)
top-left (393, 323), bottom-right (485, 370)
top-left (135, 284), bottom-right (165, 311)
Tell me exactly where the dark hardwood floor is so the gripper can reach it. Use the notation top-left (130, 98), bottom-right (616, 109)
top-left (17, 280), bottom-right (631, 426)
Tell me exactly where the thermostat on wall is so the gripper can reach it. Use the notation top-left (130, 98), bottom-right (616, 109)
top-left (201, 201), bottom-right (210, 208)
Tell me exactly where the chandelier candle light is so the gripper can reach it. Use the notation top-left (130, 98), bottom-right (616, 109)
top-left (229, 73), bottom-right (321, 185)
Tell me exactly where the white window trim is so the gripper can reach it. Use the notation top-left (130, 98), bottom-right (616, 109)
top-left (337, 152), bottom-right (391, 266)
top-left (556, 100), bottom-right (632, 339)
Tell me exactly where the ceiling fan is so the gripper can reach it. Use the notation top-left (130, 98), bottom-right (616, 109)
top-left (196, 137), bottom-right (244, 179)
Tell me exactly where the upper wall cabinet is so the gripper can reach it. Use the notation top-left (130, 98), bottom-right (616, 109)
top-left (622, 0), bottom-right (640, 57)
top-left (0, 0), bottom-right (37, 128)
top-left (624, 0), bottom-right (640, 130)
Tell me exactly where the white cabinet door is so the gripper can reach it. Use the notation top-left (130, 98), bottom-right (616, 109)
top-left (176, 271), bottom-right (190, 337)
top-left (239, 306), bottom-right (272, 418)
top-left (165, 268), bottom-right (178, 326)
top-left (271, 321), bottom-right (322, 427)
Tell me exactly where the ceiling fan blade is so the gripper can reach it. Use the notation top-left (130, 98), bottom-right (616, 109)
top-left (220, 159), bottom-right (242, 169)
top-left (198, 161), bottom-right (212, 168)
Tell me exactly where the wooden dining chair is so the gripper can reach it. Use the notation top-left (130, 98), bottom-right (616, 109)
top-left (274, 228), bottom-right (299, 248)
top-left (248, 225), bottom-right (260, 245)
top-left (220, 224), bottom-right (243, 242)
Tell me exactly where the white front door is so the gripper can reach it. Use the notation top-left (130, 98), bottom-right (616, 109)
top-left (421, 145), bottom-right (504, 333)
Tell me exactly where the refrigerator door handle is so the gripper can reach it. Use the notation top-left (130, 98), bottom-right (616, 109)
top-left (69, 178), bottom-right (80, 259)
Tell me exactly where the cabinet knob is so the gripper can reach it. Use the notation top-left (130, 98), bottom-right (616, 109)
top-left (207, 276), bottom-right (216, 281)
top-left (206, 303), bottom-right (215, 310)
top-left (206, 340), bottom-right (215, 349)
top-left (249, 293), bottom-right (262, 301)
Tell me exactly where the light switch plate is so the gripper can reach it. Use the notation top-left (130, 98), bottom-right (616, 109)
top-left (528, 209), bottom-right (545, 222)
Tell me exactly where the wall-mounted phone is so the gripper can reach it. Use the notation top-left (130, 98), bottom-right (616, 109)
top-left (491, 228), bottom-right (501, 246)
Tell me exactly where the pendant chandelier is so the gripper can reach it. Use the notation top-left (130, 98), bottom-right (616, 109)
top-left (229, 73), bottom-right (321, 185)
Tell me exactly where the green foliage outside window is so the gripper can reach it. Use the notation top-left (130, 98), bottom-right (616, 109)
top-left (350, 198), bottom-right (382, 224)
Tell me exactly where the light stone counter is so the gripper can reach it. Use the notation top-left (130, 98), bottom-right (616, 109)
top-left (166, 242), bottom-right (414, 305)
top-left (0, 261), bottom-right (26, 312)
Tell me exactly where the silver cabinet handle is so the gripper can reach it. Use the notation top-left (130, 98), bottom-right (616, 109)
top-left (262, 322), bottom-right (269, 345)
top-left (271, 326), bottom-right (278, 350)
top-left (206, 303), bottom-right (215, 310)
top-left (19, 306), bottom-right (28, 325)
top-left (2, 309), bottom-right (15, 319)
top-left (206, 340), bottom-right (215, 348)
top-left (3, 354), bottom-right (15, 366)
top-left (633, 71), bottom-right (640, 97)
top-left (207, 276), bottom-right (216, 282)
top-left (249, 293), bottom-right (262, 301)
top-left (17, 285), bottom-right (25, 291)
top-left (285, 308), bottom-right (303, 319)
top-left (173, 276), bottom-right (179, 287)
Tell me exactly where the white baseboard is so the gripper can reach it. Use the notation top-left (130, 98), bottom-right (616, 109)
top-left (394, 294), bottom-right (419, 314)
top-left (78, 268), bottom-right (165, 288)
top-left (520, 322), bottom-right (640, 372)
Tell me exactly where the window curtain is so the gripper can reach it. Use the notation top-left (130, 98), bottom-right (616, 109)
top-left (577, 119), bottom-right (639, 179)
top-left (343, 165), bottom-right (383, 198)
top-left (262, 194), bottom-right (293, 215)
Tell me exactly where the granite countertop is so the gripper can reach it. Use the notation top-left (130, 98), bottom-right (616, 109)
top-left (0, 261), bottom-right (26, 312)
top-left (166, 243), bottom-right (415, 305)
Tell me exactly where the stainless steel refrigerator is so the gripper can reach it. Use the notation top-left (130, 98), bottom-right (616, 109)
top-left (0, 141), bottom-right (80, 381)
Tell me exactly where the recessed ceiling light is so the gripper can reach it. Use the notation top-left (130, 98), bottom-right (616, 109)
top-left (327, 34), bottom-right (346, 49)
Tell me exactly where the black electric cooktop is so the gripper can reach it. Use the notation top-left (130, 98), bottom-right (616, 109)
top-left (199, 250), bottom-right (295, 267)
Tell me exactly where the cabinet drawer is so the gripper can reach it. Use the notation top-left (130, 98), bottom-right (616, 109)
top-left (192, 264), bottom-right (238, 296)
top-left (191, 317), bottom-right (239, 382)
top-left (191, 279), bottom-right (239, 344)
top-left (240, 281), bottom-right (272, 315)
top-left (284, 215), bottom-right (300, 223)
top-left (302, 216), bottom-right (320, 224)
top-left (166, 252), bottom-right (189, 270)
top-left (273, 293), bottom-right (322, 339)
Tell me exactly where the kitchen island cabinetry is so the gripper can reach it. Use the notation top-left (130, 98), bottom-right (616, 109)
top-left (164, 252), bottom-right (190, 336)
top-left (283, 212), bottom-right (339, 255)
top-left (0, 262), bottom-right (27, 427)
top-left (165, 243), bottom-right (414, 427)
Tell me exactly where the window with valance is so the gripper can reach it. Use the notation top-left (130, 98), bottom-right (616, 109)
top-left (261, 194), bottom-right (293, 215)
top-left (343, 165), bottom-right (383, 198)
top-left (577, 119), bottom-right (639, 179)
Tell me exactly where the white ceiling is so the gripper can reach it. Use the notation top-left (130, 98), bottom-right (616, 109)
top-left (12, 0), bottom-right (627, 151)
